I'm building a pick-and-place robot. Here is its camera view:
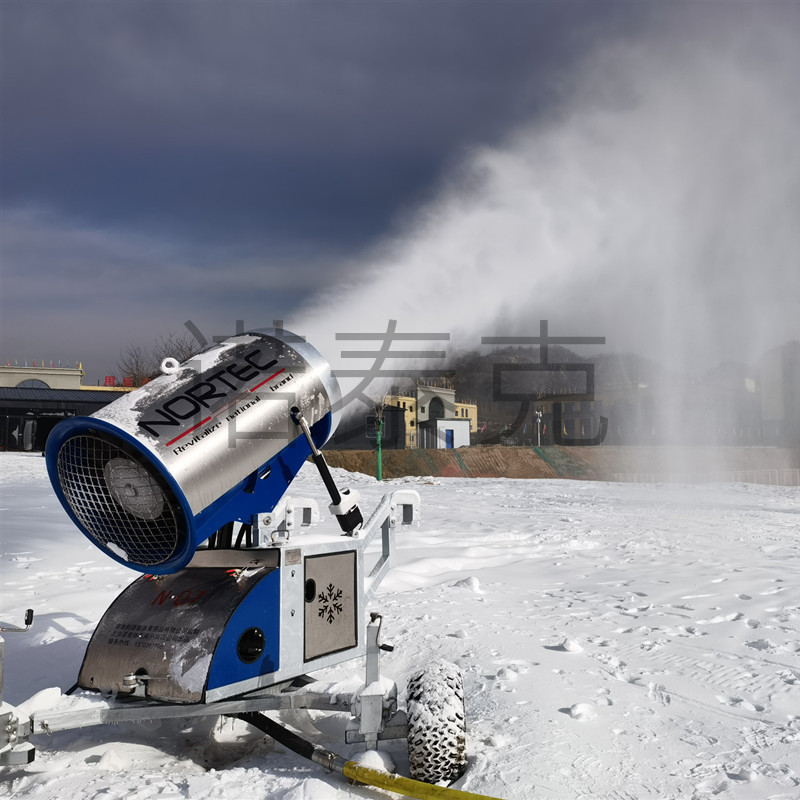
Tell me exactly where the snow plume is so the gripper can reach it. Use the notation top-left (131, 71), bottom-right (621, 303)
top-left (296, 6), bottom-right (799, 399)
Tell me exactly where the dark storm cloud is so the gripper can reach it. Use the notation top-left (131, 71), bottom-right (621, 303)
top-left (9, 1), bottom-right (795, 385)
top-left (1, 204), bottom-right (337, 378)
top-left (2, 1), bottom-right (649, 246)
top-left (1, 0), bottom-right (655, 378)
top-left (2, 145), bottom-right (439, 249)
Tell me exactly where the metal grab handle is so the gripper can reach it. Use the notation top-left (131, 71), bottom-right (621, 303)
top-left (0, 609), bottom-right (34, 633)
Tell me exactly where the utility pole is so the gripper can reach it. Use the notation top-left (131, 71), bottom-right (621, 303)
top-left (376, 416), bottom-right (383, 481)
top-left (374, 393), bottom-right (387, 482)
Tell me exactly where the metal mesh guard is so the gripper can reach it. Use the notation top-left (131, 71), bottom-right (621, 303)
top-left (56, 434), bottom-right (185, 567)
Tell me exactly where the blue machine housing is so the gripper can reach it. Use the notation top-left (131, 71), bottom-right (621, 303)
top-left (206, 568), bottom-right (282, 695)
top-left (76, 554), bottom-right (283, 703)
top-left (45, 412), bottom-right (333, 575)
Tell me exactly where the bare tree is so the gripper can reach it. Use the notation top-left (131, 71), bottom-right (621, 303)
top-left (116, 343), bottom-right (152, 387)
top-left (117, 331), bottom-right (202, 386)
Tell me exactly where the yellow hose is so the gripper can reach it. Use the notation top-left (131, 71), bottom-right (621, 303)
top-left (342, 760), bottom-right (506, 800)
top-left (236, 711), bottom-right (507, 800)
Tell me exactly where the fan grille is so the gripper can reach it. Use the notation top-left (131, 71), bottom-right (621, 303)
top-left (56, 433), bottom-right (185, 567)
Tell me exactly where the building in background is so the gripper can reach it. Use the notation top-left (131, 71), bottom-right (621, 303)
top-left (3, 342), bottom-right (797, 452)
top-left (760, 341), bottom-right (800, 446)
top-left (0, 364), bottom-right (84, 390)
top-left (386, 383), bottom-right (477, 448)
top-left (418, 418), bottom-right (471, 449)
top-left (0, 364), bottom-right (132, 451)
top-left (0, 386), bottom-right (130, 452)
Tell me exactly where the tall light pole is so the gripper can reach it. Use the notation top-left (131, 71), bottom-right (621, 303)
top-left (374, 394), bottom-right (387, 482)
top-left (535, 408), bottom-right (543, 447)
top-left (376, 415), bottom-right (383, 481)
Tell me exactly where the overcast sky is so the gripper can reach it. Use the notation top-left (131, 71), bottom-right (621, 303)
top-left (1, 1), bottom-right (798, 384)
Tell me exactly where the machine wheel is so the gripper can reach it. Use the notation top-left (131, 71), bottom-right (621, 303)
top-left (406, 659), bottom-right (467, 783)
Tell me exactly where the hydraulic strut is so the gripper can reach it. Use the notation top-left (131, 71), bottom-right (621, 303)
top-left (291, 407), bottom-right (363, 534)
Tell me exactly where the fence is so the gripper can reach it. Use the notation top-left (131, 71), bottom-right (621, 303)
top-left (611, 468), bottom-right (800, 486)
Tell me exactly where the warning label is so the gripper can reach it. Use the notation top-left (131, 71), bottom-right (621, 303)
top-left (106, 622), bottom-right (201, 649)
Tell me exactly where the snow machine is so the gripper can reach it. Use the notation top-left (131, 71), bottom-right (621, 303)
top-left (0, 328), bottom-right (478, 796)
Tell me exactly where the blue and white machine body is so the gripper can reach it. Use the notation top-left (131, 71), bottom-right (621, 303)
top-left (45, 328), bottom-right (340, 574)
top-left (39, 327), bottom-right (419, 707)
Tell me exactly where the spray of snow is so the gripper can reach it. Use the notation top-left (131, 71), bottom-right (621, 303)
top-left (296, 7), bottom-right (800, 390)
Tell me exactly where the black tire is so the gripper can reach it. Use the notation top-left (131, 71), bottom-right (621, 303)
top-left (406, 659), bottom-right (467, 783)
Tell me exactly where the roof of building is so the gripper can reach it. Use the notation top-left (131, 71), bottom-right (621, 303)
top-left (0, 387), bottom-right (128, 403)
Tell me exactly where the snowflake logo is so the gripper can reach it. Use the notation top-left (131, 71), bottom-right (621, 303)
top-left (318, 583), bottom-right (344, 624)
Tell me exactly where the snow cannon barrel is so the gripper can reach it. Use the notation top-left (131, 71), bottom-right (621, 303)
top-left (45, 328), bottom-right (341, 575)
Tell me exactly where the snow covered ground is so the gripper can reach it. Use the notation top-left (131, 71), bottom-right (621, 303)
top-left (1, 451), bottom-right (799, 799)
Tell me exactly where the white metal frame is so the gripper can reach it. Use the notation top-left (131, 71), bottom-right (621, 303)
top-left (0, 489), bottom-right (421, 767)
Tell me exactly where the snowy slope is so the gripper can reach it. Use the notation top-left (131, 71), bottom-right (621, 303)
top-left (1, 452), bottom-right (799, 799)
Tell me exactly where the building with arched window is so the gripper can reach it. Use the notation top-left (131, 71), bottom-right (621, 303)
top-left (0, 365), bottom-right (130, 452)
top-left (385, 383), bottom-right (477, 449)
top-left (1, 364), bottom-right (85, 391)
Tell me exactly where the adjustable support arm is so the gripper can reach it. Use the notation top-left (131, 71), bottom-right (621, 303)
top-left (291, 408), bottom-right (363, 534)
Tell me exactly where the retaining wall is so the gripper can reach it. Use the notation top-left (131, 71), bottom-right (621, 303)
top-left (323, 445), bottom-right (800, 484)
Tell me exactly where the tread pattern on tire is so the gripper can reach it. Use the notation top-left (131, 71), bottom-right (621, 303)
top-left (406, 658), bottom-right (467, 784)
